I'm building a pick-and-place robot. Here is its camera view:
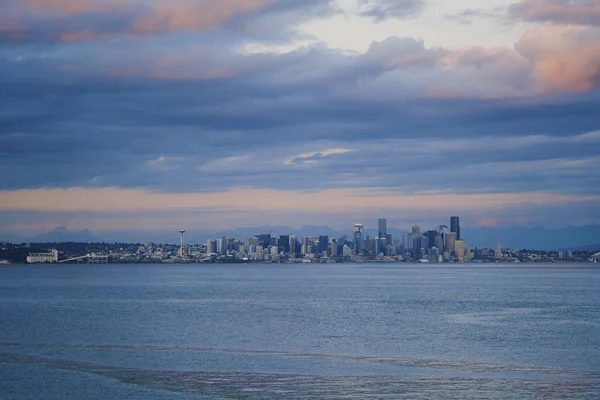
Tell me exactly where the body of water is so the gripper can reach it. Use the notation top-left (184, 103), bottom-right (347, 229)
top-left (1, 263), bottom-right (599, 399)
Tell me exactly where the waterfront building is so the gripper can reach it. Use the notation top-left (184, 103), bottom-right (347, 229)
top-left (26, 249), bottom-right (58, 263)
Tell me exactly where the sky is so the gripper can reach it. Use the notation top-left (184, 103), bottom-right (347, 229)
top-left (0, 0), bottom-right (599, 236)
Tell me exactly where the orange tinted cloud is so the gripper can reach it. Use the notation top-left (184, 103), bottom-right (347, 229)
top-left (0, 21), bottom-right (27, 40)
top-left (59, 30), bottom-right (98, 42)
top-left (131, 0), bottom-right (274, 33)
top-left (509, 0), bottom-right (600, 25)
top-left (516, 25), bottom-right (600, 94)
top-left (16, 0), bottom-right (131, 16)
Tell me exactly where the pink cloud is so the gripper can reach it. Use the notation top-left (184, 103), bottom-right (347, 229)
top-left (15, 0), bottom-right (131, 16)
top-left (509, 0), bottom-right (600, 26)
top-left (0, 21), bottom-right (27, 40)
top-left (130, 0), bottom-right (274, 34)
top-left (516, 25), bottom-right (600, 94)
top-left (59, 30), bottom-right (99, 42)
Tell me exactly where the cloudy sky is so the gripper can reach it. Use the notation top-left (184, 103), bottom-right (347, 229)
top-left (1, 0), bottom-right (599, 235)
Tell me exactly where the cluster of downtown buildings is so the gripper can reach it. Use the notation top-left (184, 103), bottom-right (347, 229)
top-left (204, 216), bottom-right (472, 263)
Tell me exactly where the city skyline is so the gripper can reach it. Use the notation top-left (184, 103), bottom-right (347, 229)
top-left (4, 218), bottom-right (600, 253)
top-left (1, 0), bottom-right (599, 234)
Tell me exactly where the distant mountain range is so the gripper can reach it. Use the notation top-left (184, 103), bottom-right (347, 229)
top-left (6, 226), bottom-right (102, 244)
top-left (1, 225), bottom-right (599, 251)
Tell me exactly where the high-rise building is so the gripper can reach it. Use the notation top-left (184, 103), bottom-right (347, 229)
top-left (435, 235), bottom-right (444, 252)
top-left (426, 230), bottom-right (438, 249)
top-left (407, 233), bottom-right (414, 250)
top-left (289, 235), bottom-right (298, 256)
top-left (378, 218), bottom-right (387, 238)
top-left (330, 239), bottom-right (338, 257)
top-left (412, 225), bottom-right (421, 250)
top-left (402, 232), bottom-right (409, 250)
top-left (495, 241), bottom-right (502, 259)
top-left (279, 235), bottom-right (290, 253)
top-left (445, 232), bottom-right (457, 254)
top-left (318, 236), bottom-right (329, 253)
top-left (206, 239), bottom-right (217, 254)
top-left (257, 234), bottom-right (271, 248)
top-left (372, 239), bottom-right (380, 255)
top-left (353, 224), bottom-right (365, 252)
top-left (219, 237), bottom-right (227, 255)
top-left (422, 236), bottom-right (430, 250)
top-left (455, 240), bottom-right (465, 260)
top-left (450, 216), bottom-right (460, 240)
top-left (412, 225), bottom-right (421, 237)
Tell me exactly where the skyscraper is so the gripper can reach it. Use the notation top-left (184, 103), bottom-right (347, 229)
top-left (378, 218), bottom-right (387, 238)
top-left (318, 236), bottom-right (329, 253)
top-left (257, 234), bottom-right (271, 247)
top-left (353, 224), bottom-right (365, 252)
top-left (445, 232), bottom-right (457, 254)
top-left (279, 235), bottom-right (290, 253)
top-left (289, 235), bottom-right (298, 256)
top-left (495, 241), bottom-right (502, 259)
top-left (450, 216), bottom-right (460, 240)
top-left (206, 239), bottom-right (217, 254)
top-left (412, 225), bottom-right (421, 250)
top-left (426, 230), bottom-right (438, 249)
top-left (402, 232), bottom-right (409, 250)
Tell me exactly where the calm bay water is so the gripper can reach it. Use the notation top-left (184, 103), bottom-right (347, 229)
top-left (1, 263), bottom-right (599, 399)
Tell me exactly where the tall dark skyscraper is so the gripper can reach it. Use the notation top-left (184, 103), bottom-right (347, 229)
top-left (450, 216), bottom-right (460, 240)
top-left (279, 235), bottom-right (290, 253)
top-left (257, 234), bottom-right (271, 247)
top-left (318, 236), bottom-right (329, 253)
top-left (378, 218), bottom-right (387, 238)
top-left (426, 230), bottom-right (438, 249)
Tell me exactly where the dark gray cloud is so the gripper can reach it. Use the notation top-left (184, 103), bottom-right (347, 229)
top-left (1, 30), bottom-right (599, 197)
top-left (358, 0), bottom-right (424, 21)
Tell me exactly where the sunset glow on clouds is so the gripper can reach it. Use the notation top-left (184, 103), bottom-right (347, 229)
top-left (0, 0), bottom-right (599, 234)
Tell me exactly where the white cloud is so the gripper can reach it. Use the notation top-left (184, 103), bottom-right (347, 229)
top-left (284, 148), bottom-right (354, 165)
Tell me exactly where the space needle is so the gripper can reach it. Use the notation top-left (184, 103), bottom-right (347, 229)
top-left (179, 230), bottom-right (186, 257)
